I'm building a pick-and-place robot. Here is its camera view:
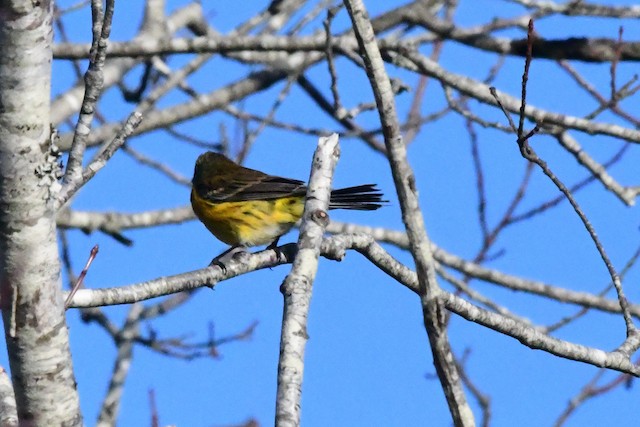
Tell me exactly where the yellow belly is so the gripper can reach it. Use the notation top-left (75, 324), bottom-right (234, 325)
top-left (190, 188), bottom-right (304, 246)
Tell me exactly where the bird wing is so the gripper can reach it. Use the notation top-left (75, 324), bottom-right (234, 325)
top-left (198, 173), bottom-right (307, 203)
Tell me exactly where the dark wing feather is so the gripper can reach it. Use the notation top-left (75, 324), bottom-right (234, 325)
top-left (220, 175), bottom-right (307, 202)
top-left (193, 152), bottom-right (385, 208)
top-left (193, 152), bottom-right (308, 203)
top-left (197, 170), bottom-right (306, 203)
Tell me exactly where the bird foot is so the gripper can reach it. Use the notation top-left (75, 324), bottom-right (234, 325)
top-left (209, 245), bottom-right (248, 273)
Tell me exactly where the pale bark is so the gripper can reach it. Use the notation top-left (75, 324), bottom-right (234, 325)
top-left (275, 134), bottom-right (339, 427)
top-left (0, 2), bottom-right (82, 425)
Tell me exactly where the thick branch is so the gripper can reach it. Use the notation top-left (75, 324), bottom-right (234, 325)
top-left (275, 134), bottom-right (339, 427)
top-left (410, 12), bottom-right (640, 62)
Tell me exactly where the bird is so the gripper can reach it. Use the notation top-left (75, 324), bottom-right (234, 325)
top-left (190, 151), bottom-right (385, 258)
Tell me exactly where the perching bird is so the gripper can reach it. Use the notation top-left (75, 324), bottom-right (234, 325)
top-left (191, 151), bottom-right (385, 254)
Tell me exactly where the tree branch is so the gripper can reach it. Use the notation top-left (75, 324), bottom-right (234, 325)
top-left (343, 0), bottom-right (475, 425)
top-left (275, 134), bottom-right (339, 427)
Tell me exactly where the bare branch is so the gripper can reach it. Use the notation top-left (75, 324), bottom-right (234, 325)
top-left (275, 134), bottom-right (339, 426)
top-left (501, 22), bottom-right (637, 340)
top-left (394, 49), bottom-right (640, 144)
top-left (508, 0), bottom-right (640, 18)
top-left (343, 0), bottom-right (475, 424)
top-left (65, 244), bottom-right (99, 309)
top-left (409, 11), bottom-right (640, 62)
top-left (56, 111), bottom-right (143, 208)
top-left (62, 0), bottom-right (115, 190)
top-left (65, 233), bottom-right (640, 377)
top-left (96, 304), bottom-right (143, 427)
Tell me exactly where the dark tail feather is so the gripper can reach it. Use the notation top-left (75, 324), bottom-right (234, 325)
top-left (329, 184), bottom-right (387, 211)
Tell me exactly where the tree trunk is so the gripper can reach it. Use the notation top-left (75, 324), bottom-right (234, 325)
top-left (0, 2), bottom-right (83, 425)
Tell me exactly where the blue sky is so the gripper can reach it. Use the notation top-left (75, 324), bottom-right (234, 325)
top-left (3, 0), bottom-right (640, 426)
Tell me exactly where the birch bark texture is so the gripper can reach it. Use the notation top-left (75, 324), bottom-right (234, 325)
top-left (0, 2), bottom-right (83, 425)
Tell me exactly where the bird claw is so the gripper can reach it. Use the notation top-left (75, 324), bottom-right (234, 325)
top-left (209, 245), bottom-right (249, 273)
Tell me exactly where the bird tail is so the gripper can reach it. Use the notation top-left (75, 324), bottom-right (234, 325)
top-left (329, 184), bottom-right (387, 211)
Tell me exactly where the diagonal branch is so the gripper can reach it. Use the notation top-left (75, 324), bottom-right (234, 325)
top-left (342, 0), bottom-right (475, 425)
top-left (61, 0), bottom-right (115, 189)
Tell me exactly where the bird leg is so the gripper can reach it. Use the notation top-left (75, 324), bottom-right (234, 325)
top-left (266, 236), bottom-right (281, 251)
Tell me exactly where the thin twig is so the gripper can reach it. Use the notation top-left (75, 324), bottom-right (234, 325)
top-left (324, 6), bottom-right (346, 118)
top-left (517, 19), bottom-right (534, 139)
top-left (122, 144), bottom-right (190, 186)
top-left (149, 389), bottom-right (159, 427)
top-left (64, 245), bottom-right (99, 310)
top-left (58, 112), bottom-right (143, 208)
top-left (497, 19), bottom-right (637, 339)
top-left (610, 26), bottom-right (624, 105)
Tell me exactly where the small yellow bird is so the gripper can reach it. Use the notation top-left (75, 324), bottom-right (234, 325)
top-left (191, 152), bottom-right (385, 252)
